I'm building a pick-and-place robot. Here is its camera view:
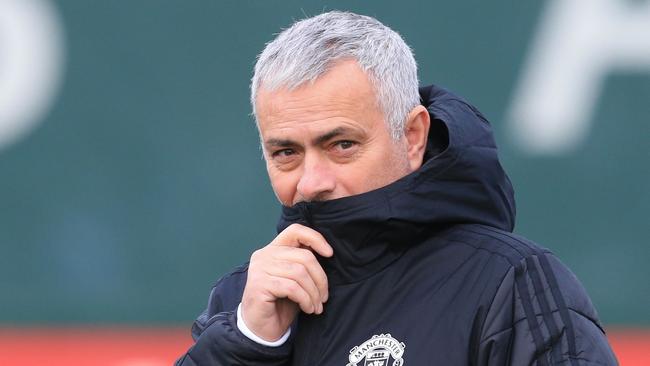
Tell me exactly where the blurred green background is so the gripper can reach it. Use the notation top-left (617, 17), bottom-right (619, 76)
top-left (0, 0), bottom-right (647, 326)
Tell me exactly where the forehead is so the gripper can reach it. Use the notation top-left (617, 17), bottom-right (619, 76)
top-left (255, 60), bottom-right (386, 135)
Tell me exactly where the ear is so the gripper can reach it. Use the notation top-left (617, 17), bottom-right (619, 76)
top-left (404, 105), bottom-right (430, 171)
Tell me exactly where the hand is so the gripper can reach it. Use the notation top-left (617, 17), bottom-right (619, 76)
top-left (241, 223), bottom-right (333, 342)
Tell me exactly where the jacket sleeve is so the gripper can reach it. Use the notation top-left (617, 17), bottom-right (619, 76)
top-left (476, 253), bottom-right (618, 365)
top-left (175, 265), bottom-right (293, 365)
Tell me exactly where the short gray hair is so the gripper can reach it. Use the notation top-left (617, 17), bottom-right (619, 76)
top-left (250, 11), bottom-right (420, 139)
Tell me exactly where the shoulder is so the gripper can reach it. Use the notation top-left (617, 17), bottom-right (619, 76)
top-left (207, 262), bottom-right (250, 315)
top-left (190, 263), bottom-right (249, 340)
top-left (444, 224), bottom-right (552, 265)
top-left (446, 224), bottom-right (599, 320)
top-left (450, 226), bottom-right (616, 363)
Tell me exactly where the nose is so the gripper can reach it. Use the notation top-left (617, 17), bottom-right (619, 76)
top-left (295, 154), bottom-right (336, 203)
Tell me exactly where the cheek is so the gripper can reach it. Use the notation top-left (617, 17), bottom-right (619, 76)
top-left (267, 168), bottom-right (298, 206)
top-left (361, 144), bottom-right (410, 190)
top-left (332, 165), bottom-right (379, 196)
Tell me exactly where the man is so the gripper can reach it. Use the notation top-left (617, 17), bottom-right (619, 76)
top-left (177, 11), bottom-right (617, 365)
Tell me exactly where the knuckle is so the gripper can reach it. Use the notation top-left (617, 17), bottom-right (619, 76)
top-left (287, 223), bottom-right (303, 231)
top-left (250, 248), bottom-right (264, 261)
top-left (292, 263), bottom-right (308, 278)
top-left (281, 260), bottom-right (297, 274)
top-left (269, 278), bottom-right (282, 290)
top-left (285, 280), bottom-right (300, 293)
top-left (297, 248), bottom-right (315, 263)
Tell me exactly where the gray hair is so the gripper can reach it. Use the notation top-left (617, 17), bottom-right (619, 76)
top-left (250, 11), bottom-right (420, 139)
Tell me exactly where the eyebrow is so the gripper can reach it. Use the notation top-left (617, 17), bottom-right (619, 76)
top-left (264, 126), bottom-right (357, 148)
top-left (265, 138), bottom-right (295, 148)
top-left (312, 127), bottom-right (353, 145)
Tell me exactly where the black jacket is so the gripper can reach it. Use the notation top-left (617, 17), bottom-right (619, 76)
top-left (177, 85), bottom-right (617, 365)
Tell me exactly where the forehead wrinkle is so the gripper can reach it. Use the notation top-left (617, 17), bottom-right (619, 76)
top-left (262, 82), bottom-right (363, 115)
top-left (256, 61), bottom-right (384, 134)
top-left (267, 95), bottom-right (359, 122)
top-left (312, 126), bottom-right (358, 145)
top-left (263, 118), bottom-right (360, 140)
top-left (262, 103), bottom-right (364, 133)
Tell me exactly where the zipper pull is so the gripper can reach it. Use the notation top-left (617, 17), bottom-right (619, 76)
top-left (297, 203), bottom-right (313, 227)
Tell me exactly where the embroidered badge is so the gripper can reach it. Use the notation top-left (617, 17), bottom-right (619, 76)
top-left (346, 333), bottom-right (406, 366)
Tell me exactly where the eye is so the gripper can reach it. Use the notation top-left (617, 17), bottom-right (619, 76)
top-left (334, 140), bottom-right (355, 150)
top-left (330, 140), bottom-right (359, 158)
top-left (272, 148), bottom-right (295, 157)
top-left (270, 148), bottom-right (298, 164)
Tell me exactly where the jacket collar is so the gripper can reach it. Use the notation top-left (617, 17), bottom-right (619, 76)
top-left (277, 84), bottom-right (516, 285)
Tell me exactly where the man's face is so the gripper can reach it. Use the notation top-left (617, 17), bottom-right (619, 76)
top-left (255, 60), bottom-right (415, 206)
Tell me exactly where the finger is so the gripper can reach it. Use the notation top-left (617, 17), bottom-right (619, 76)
top-left (265, 259), bottom-right (322, 313)
top-left (267, 276), bottom-right (316, 314)
top-left (274, 224), bottom-right (333, 258)
top-left (250, 245), bottom-right (329, 304)
top-left (271, 247), bottom-right (329, 302)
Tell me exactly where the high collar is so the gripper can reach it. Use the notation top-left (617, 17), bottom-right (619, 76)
top-left (277, 84), bottom-right (516, 286)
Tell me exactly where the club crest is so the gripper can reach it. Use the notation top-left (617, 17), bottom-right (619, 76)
top-left (346, 333), bottom-right (406, 366)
